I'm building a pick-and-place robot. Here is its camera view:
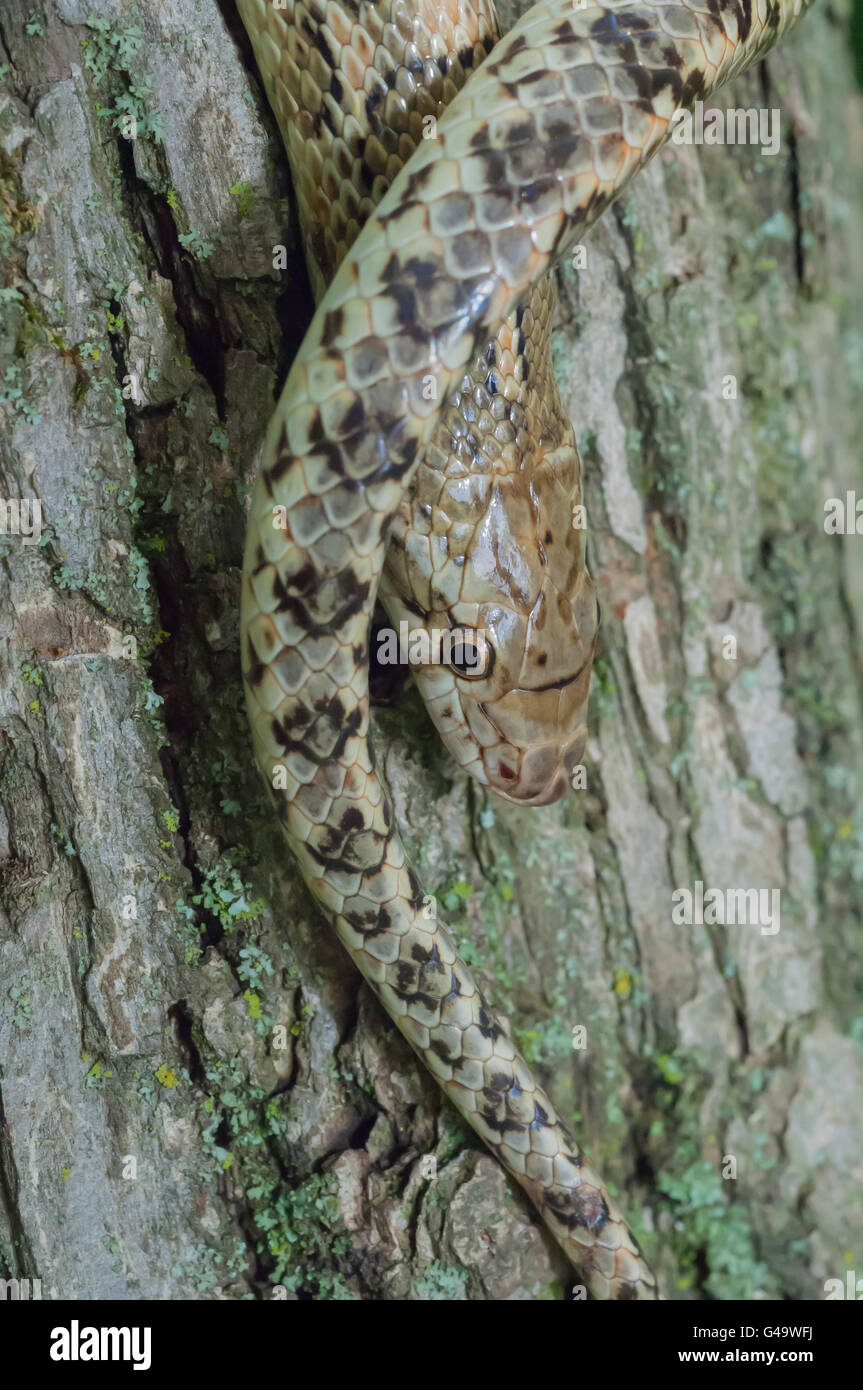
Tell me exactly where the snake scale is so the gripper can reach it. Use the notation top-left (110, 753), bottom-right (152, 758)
top-left (236, 0), bottom-right (812, 1297)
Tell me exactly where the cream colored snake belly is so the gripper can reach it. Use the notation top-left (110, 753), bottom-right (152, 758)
top-left (237, 0), bottom-right (812, 1298)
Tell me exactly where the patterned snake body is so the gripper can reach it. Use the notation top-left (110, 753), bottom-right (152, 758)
top-left (237, 0), bottom-right (811, 1297)
top-left (241, 0), bottom-right (598, 804)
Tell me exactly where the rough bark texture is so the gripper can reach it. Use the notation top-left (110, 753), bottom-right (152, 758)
top-left (1, 0), bottom-right (861, 1301)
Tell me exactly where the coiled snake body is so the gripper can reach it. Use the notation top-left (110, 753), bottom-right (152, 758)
top-left (237, 0), bottom-right (812, 1298)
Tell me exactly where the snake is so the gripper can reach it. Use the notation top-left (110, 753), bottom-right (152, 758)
top-left (236, 0), bottom-right (812, 1298)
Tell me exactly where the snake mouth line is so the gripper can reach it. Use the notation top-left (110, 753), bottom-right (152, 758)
top-left (481, 650), bottom-right (592, 700)
top-left (520, 665), bottom-right (589, 695)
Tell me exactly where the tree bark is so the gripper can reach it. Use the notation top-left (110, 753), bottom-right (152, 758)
top-left (1, 0), bottom-right (861, 1301)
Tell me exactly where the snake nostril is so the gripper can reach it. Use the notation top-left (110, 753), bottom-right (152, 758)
top-left (498, 763), bottom-right (516, 781)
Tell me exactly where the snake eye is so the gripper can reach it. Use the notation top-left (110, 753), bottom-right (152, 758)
top-left (447, 627), bottom-right (493, 680)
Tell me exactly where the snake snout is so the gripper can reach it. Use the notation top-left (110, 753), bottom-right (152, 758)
top-left (485, 726), bottom-right (588, 805)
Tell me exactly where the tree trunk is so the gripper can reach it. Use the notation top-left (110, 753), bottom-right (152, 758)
top-left (1, 0), bottom-right (861, 1301)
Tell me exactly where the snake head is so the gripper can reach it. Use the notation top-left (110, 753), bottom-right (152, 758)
top-left (381, 449), bottom-right (599, 806)
top-left (411, 580), bottom-right (598, 806)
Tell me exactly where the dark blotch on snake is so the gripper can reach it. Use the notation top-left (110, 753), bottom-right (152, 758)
top-left (244, 658), bottom-right (266, 688)
top-left (476, 1006), bottom-right (504, 1042)
top-left (587, 11), bottom-right (638, 64)
top-left (544, 1186), bottom-right (611, 1235)
top-left (286, 559), bottom-right (317, 594)
top-left (429, 1037), bottom-right (457, 1064)
top-left (340, 396), bottom-right (365, 434)
top-left (411, 941), bottom-right (442, 965)
top-left (387, 282), bottom-right (419, 327)
top-left (442, 970), bottom-right (462, 1003)
top-left (270, 702), bottom-right (362, 768)
top-left (407, 867), bottom-right (424, 908)
top-left (322, 307), bottom-right (345, 341)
